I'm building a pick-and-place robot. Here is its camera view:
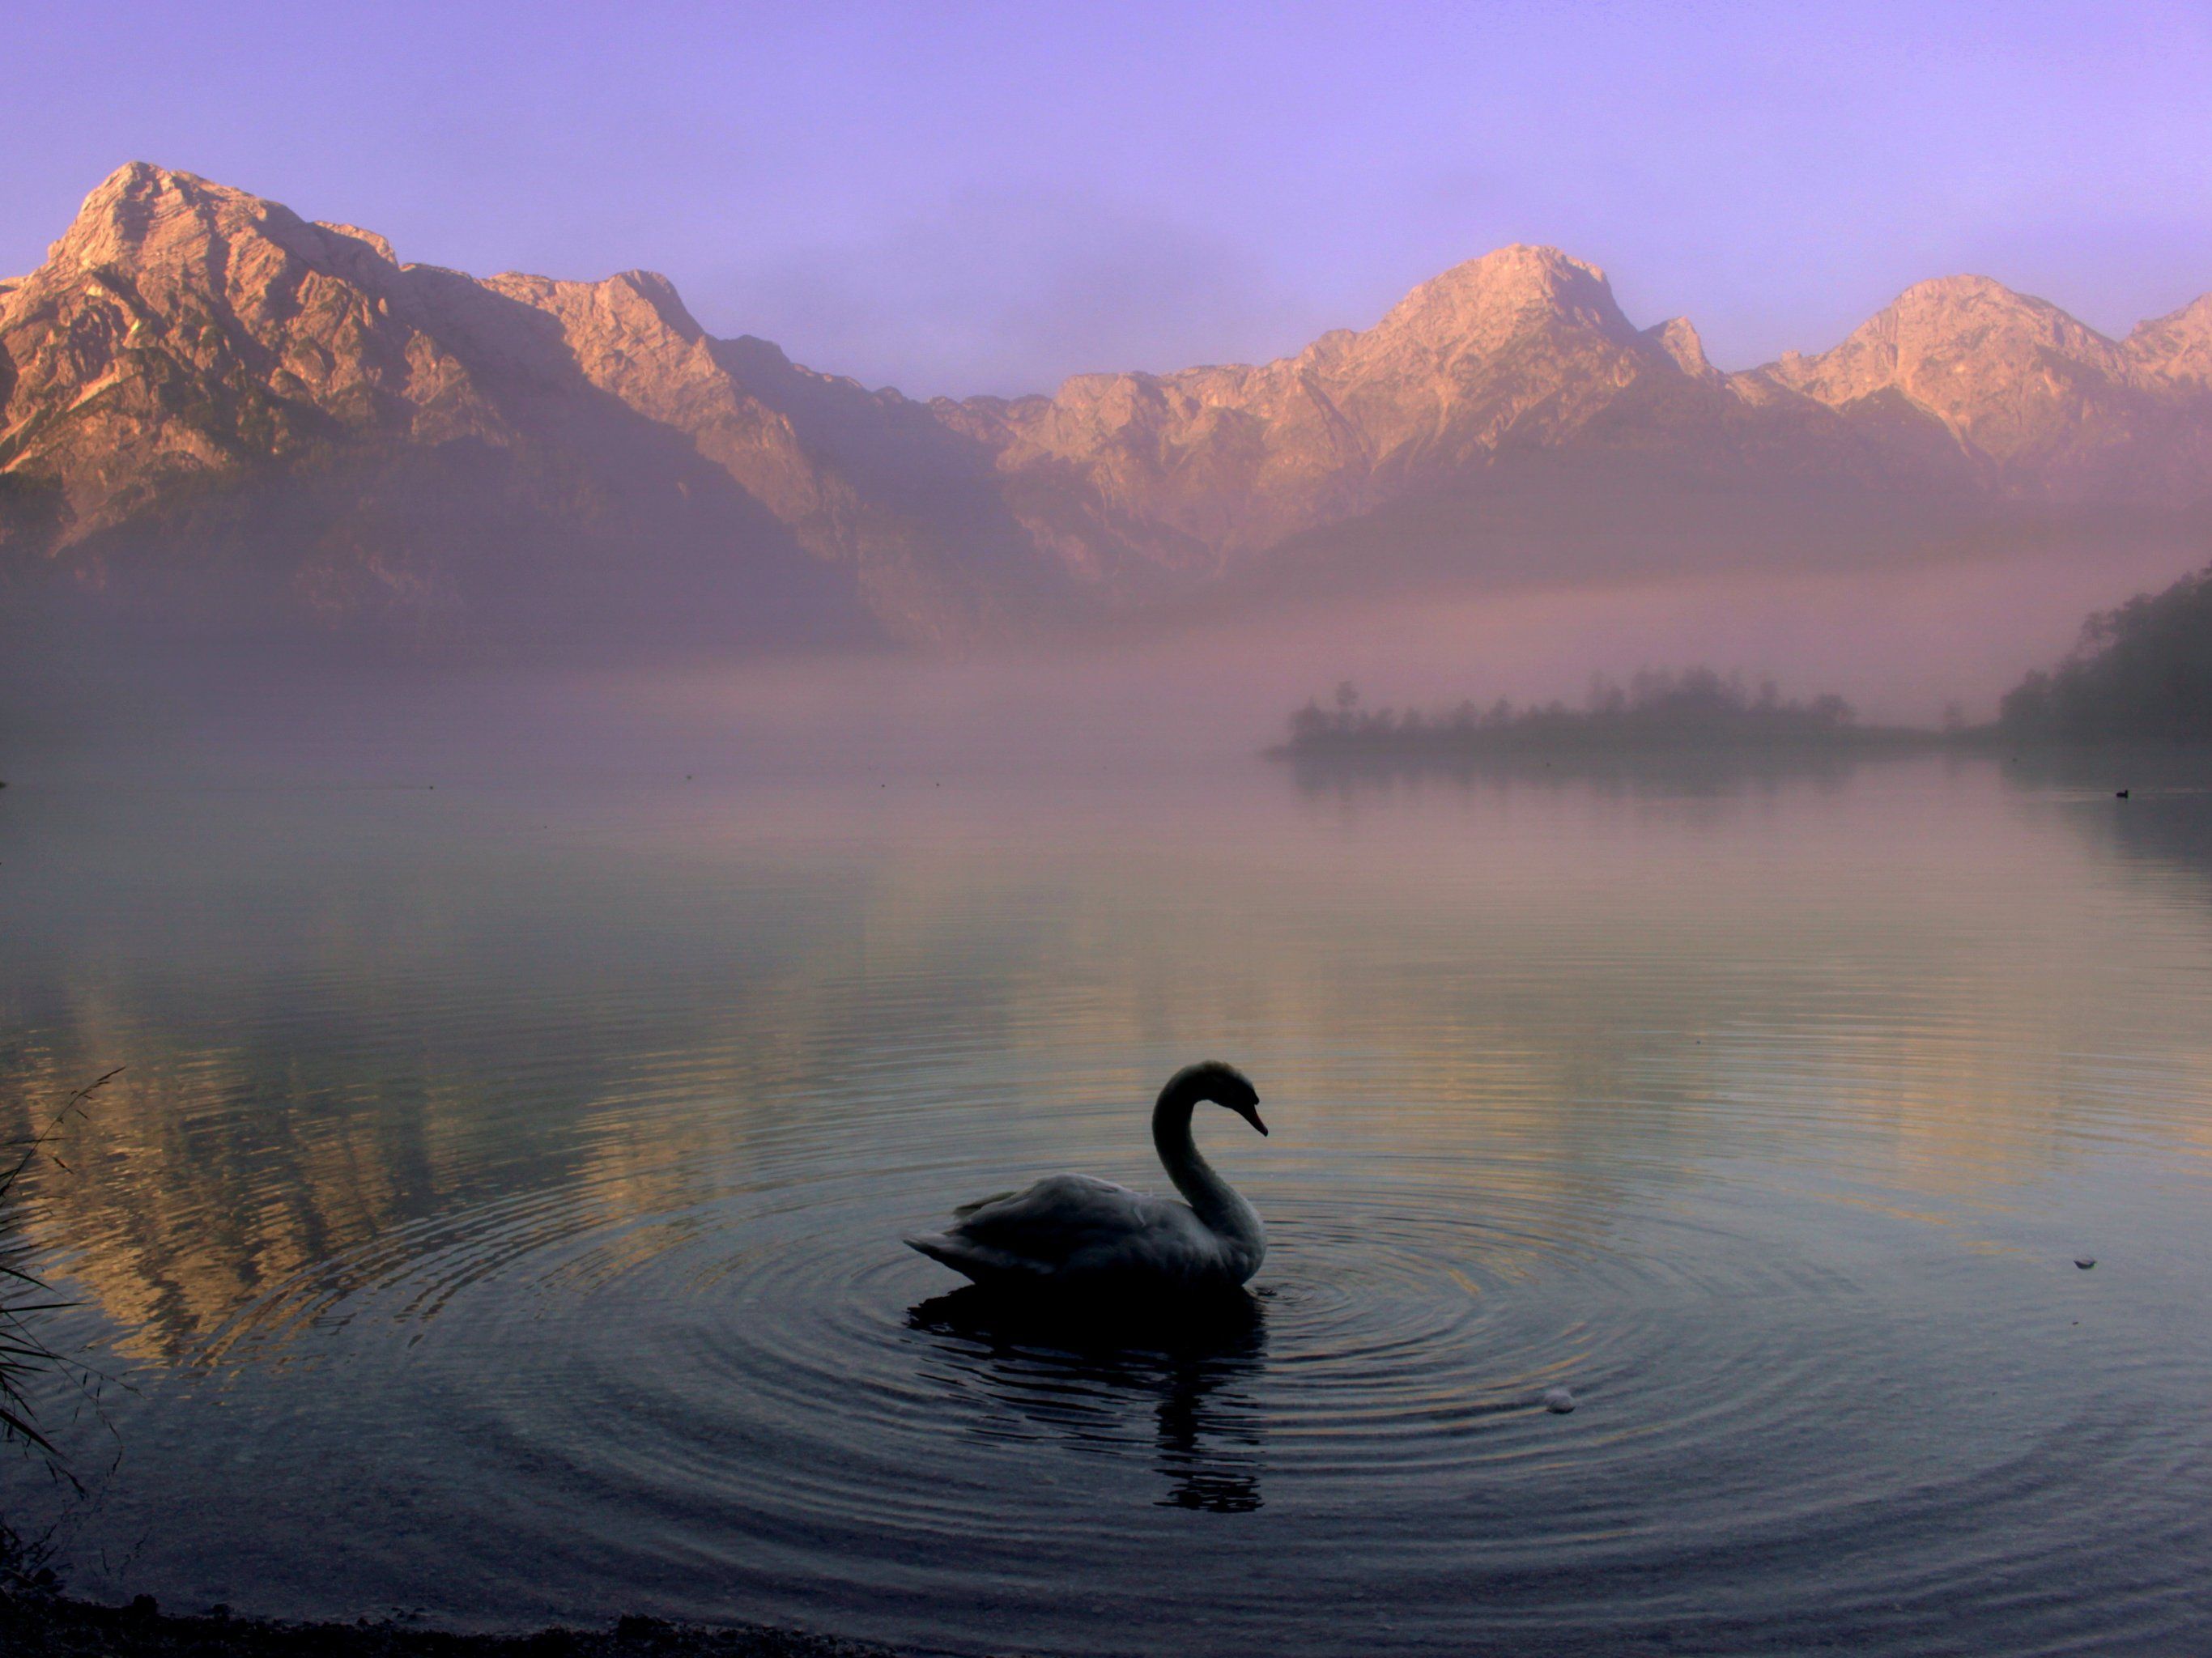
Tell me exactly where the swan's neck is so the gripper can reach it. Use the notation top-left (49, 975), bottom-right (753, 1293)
top-left (1153, 1086), bottom-right (1265, 1261)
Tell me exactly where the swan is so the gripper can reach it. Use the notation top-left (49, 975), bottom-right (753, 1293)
top-left (905, 1061), bottom-right (1270, 1293)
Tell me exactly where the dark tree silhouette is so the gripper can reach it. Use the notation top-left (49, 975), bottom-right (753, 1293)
top-left (2000, 563), bottom-right (2212, 740)
top-left (1278, 667), bottom-right (1869, 759)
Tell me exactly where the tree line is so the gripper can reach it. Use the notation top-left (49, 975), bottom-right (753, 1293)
top-left (1281, 667), bottom-right (1866, 756)
top-left (1999, 562), bottom-right (2212, 739)
top-left (1283, 559), bottom-right (2212, 759)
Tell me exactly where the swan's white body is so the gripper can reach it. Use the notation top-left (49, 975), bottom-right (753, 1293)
top-left (906, 1062), bottom-right (1268, 1293)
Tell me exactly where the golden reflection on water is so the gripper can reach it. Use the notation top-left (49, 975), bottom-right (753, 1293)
top-left (6, 752), bottom-right (2212, 1366)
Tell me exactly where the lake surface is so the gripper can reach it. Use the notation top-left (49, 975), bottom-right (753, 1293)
top-left (5, 743), bottom-right (2211, 1655)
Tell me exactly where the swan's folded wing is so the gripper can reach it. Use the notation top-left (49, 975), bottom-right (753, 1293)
top-left (941, 1173), bottom-right (1163, 1273)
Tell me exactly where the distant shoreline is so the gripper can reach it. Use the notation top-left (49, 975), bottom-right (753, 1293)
top-left (0, 1592), bottom-right (900, 1658)
top-left (1266, 726), bottom-right (2212, 788)
top-left (1262, 669), bottom-right (2004, 770)
top-left (1267, 723), bottom-right (1969, 764)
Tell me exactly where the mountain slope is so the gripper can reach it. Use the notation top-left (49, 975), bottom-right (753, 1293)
top-left (6, 164), bottom-right (2211, 656)
top-left (0, 165), bottom-right (1018, 648)
top-left (937, 245), bottom-right (2006, 596)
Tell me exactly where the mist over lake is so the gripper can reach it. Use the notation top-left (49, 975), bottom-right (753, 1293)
top-left (11, 10), bottom-right (2212, 1654)
top-left (5, 708), bottom-right (2210, 1655)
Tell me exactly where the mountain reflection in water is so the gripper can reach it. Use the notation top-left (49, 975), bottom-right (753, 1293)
top-left (3, 746), bottom-right (2211, 1656)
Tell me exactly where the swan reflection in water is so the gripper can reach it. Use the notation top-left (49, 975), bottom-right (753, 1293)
top-left (907, 1283), bottom-right (1270, 1512)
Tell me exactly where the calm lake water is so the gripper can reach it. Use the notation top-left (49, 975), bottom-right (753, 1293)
top-left (4, 742), bottom-right (2211, 1655)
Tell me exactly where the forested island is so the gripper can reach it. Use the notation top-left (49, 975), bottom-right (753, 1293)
top-left (1274, 668), bottom-right (1938, 762)
top-left (1279, 562), bottom-right (2212, 765)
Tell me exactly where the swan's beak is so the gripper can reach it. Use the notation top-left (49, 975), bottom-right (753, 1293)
top-left (1244, 1107), bottom-right (1270, 1137)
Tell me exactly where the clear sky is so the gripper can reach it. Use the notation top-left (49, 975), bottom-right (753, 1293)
top-left (7, 0), bottom-right (2211, 398)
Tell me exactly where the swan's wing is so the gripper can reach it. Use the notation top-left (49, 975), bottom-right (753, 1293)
top-left (908, 1174), bottom-right (1219, 1284)
top-left (950, 1174), bottom-right (1155, 1256)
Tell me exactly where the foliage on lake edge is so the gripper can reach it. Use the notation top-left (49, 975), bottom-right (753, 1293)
top-left (2, 1071), bottom-right (122, 1473)
top-left (2001, 561), bottom-right (2212, 740)
top-left (1274, 667), bottom-right (1942, 761)
top-left (1281, 557), bottom-right (2212, 764)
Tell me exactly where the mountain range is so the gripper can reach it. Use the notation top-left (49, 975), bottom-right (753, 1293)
top-left (6, 163), bottom-right (2211, 656)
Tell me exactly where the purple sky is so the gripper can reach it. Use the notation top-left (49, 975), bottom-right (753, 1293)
top-left (7, 1), bottom-right (2211, 398)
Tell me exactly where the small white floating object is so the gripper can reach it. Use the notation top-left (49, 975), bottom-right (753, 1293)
top-left (1542, 1387), bottom-right (1576, 1414)
top-left (2075, 1256), bottom-right (2096, 1269)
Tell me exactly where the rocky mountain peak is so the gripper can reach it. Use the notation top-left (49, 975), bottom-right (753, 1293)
top-left (480, 266), bottom-right (708, 351)
top-left (19, 160), bottom-right (419, 329)
top-left (1768, 273), bottom-right (2125, 405)
top-left (1645, 316), bottom-right (1721, 383)
top-left (313, 222), bottom-right (398, 265)
top-left (1753, 271), bottom-right (2150, 473)
top-left (1372, 244), bottom-right (1636, 357)
top-left (55, 162), bottom-right (282, 272)
top-left (1885, 274), bottom-right (2118, 356)
top-left (2127, 291), bottom-right (2212, 385)
top-left (7, 162), bottom-right (2212, 653)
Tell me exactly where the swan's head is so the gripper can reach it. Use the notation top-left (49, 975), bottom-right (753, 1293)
top-left (1166, 1060), bottom-right (1268, 1136)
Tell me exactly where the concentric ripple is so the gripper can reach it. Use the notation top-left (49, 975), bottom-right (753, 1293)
top-left (7, 759), bottom-right (2212, 1654)
top-left (116, 1099), bottom-right (2210, 1658)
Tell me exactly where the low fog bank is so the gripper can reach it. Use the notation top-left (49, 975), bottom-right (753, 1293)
top-left (2, 540), bottom-right (2199, 787)
top-left (648, 539), bottom-right (2197, 772)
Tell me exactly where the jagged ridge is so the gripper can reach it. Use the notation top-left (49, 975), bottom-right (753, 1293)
top-left (6, 164), bottom-right (2212, 651)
